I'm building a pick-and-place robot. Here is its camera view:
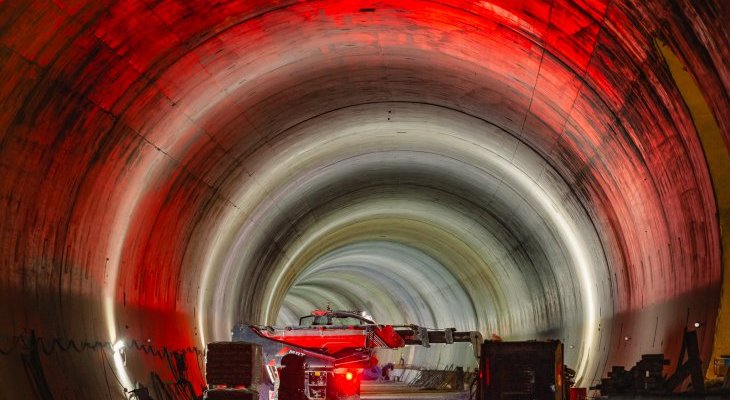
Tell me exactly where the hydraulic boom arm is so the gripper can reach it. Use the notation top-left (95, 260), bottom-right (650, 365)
top-left (392, 326), bottom-right (483, 359)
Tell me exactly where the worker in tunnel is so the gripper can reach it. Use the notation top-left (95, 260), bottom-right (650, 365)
top-left (279, 354), bottom-right (307, 400)
top-left (0, 0), bottom-right (728, 398)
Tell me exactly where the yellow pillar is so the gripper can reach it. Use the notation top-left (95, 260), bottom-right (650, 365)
top-left (657, 40), bottom-right (730, 380)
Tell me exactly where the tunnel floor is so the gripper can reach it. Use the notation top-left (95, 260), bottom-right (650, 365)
top-left (360, 382), bottom-right (469, 399)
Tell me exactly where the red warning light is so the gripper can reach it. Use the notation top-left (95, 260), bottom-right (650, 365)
top-left (334, 369), bottom-right (359, 396)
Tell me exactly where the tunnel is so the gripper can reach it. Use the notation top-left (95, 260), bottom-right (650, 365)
top-left (0, 0), bottom-right (728, 398)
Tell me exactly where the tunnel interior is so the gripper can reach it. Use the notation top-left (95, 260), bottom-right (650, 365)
top-left (0, 0), bottom-right (728, 398)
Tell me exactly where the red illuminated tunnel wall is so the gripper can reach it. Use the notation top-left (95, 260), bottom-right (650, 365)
top-left (0, 0), bottom-right (728, 398)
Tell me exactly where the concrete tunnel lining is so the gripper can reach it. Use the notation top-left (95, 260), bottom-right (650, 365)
top-left (0, 0), bottom-right (727, 397)
top-left (199, 103), bottom-right (608, 381)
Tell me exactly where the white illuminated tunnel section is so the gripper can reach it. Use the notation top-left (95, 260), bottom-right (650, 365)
top-left (199, 103), bottom-right (610, 385)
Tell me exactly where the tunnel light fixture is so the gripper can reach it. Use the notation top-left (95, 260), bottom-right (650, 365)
top-left (113, 340), bottom-right (126, 353)
top-left (112, 339), bottom-right (130, 378)
top-left (694, 322), bottom-right (703, 329)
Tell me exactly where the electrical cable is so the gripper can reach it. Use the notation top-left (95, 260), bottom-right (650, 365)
top-left (0, 333), bottom-right (201, 359)
top-left (100, 348), bottom-right (115, 400)
top-left (100, 345), bottom-right (126, 392)
top-left (2, 332), bottom-right (206, 399)
top-left (150, 372), bottom-right (175, 400)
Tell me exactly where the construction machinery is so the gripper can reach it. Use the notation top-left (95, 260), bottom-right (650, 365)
top-left (205, 309), bottom-right (482, 400)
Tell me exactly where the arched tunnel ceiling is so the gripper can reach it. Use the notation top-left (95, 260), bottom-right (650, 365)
top-left (0, 0), bottom-right (728, 397)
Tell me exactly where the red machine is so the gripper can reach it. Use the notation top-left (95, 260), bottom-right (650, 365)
top-left (208, 309), bottom-right (482, 400)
